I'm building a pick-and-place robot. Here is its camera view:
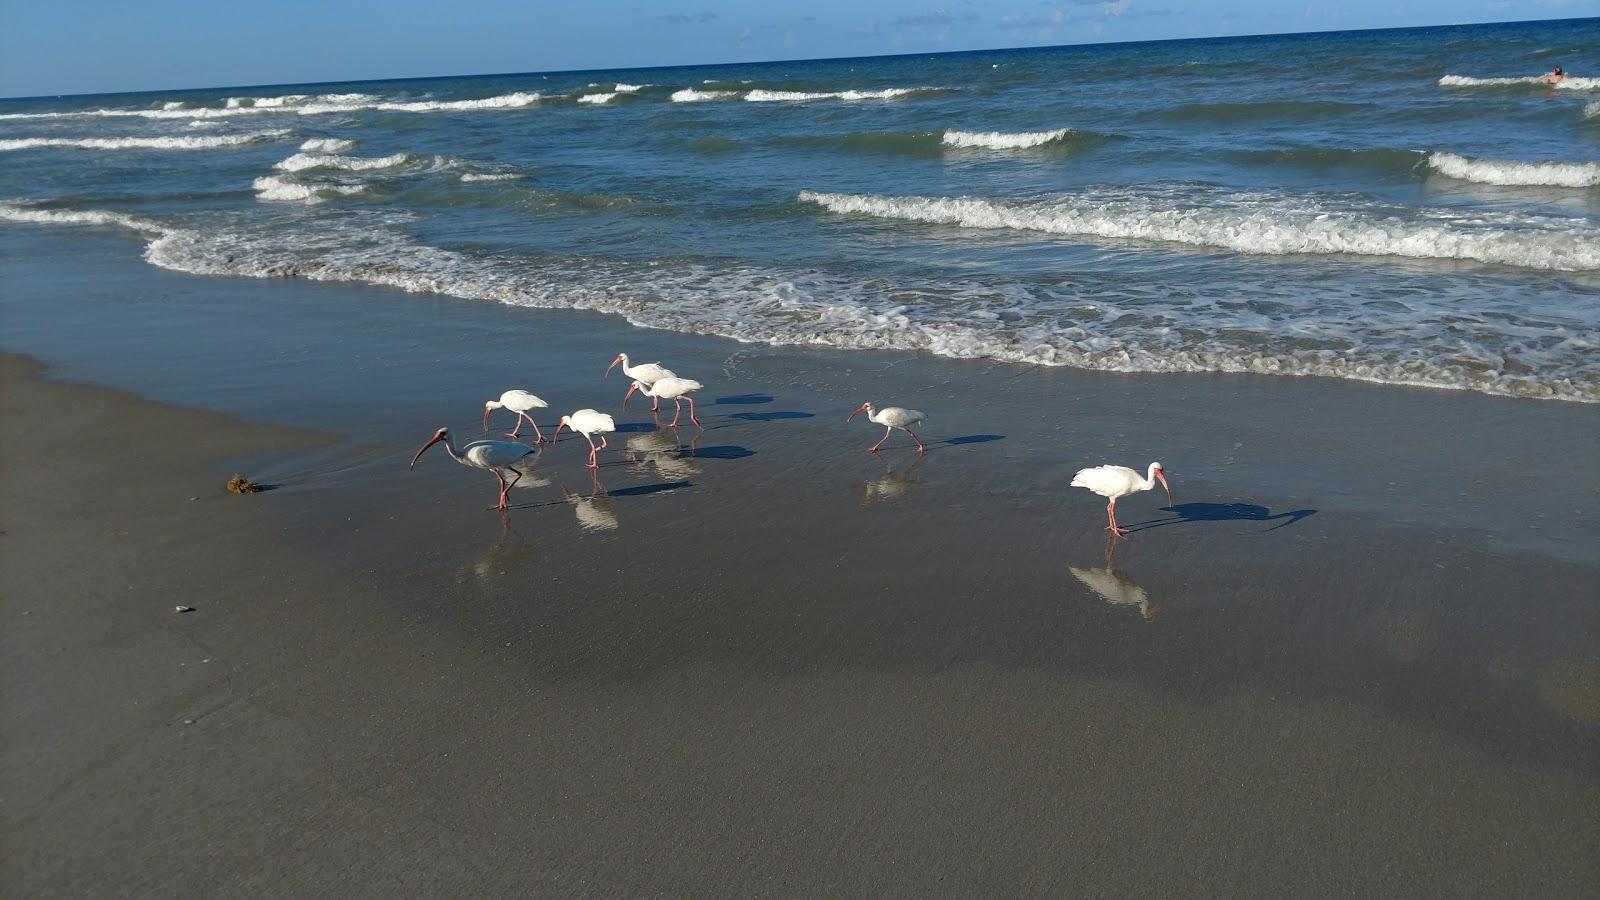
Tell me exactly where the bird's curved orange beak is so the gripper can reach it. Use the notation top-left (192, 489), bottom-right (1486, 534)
top-left (848, 403), bottom-right (869, 422)
top-left (1155, 469), bottom-right (1172, 506)
top-left (622, 381), bottom-right (639, 409)
top-left (410, 432), bottom-right (445, 468)
top-left (482, 406), bottom-right (492, 431)
top-left (551, 421), bottom-right (566, 444)
top-left (605, 355), bottom-right (622, 378)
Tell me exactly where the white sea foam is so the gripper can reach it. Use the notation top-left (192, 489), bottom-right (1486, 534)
top-left (1427, 152), bottom-right (1600, 187)
top-left (744, 87), bottom-right (929, 102)
top-left (6, 200), bottom-right (1591, 403)
top-left (614, 83), bottom-right (646, 92)
top-left (1438, 75), bottom-right (1542, 86)
top-left (0, 202), bottom-right (166, 233)
top-left (273, 151), bottom-right (409, 172)
top-left (1437, 74), bottom-right (1600, 90)
top-left (460, 172), bottom-right (522, 182)
top-left (298, 137), bottom-right (356, 153)
top-left (186, 120), bottom-right (222, 129)
top-left (942, 128), bottom-right (1075, 149)
top-left (0, 131), bottom-right (290, 151)
top-left (161, 101), bottom-right (188, 110)
top-left (251, 175), bottom-right (367, 202)
top-left (671, 88), bottom-right (739, 102)
top-left (0, 91), bottom-right (538, 120)
top-left (798, 188), bottom-right (1600, 271)
top-left (1587, 101), bottom-right (1600, 119)
top-left (578, 93), bottom-right (617, 104)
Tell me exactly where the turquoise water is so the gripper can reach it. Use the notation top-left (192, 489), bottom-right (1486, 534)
top-left (2, 18), bottom-right (1597, 401)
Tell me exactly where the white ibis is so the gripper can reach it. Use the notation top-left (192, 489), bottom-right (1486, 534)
top-left (607, 353), bottom-right (676, 411)
top-left (628, 377), bottom-right (705, 428)
top-left (552, 409), bottom-right (617, 468)
top-left (483, 389), bottom-right (548, 441)
top-left (1070, 462), bottom-right (1172, 537)
top-left (848, 402), bottom-right (927, 453)
top-left (410, 427), bottom-right (538, 511)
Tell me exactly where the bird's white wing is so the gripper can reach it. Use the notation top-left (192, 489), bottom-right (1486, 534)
top-left (1070, 465), bottom-right (1139, 495)
top-left (635, 363), bottom-right (674, 383)
top-left (466, 440), bottom-right (537, 469)
top-left (879, 407), bottom-right (925, 427)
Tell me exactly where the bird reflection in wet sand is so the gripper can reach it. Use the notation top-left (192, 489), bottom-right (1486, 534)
top-left (624, 429), bottom-right (702, 481)
top-left (859, 455), bottom-right (925, 505)
top-left (558, 473), bottom-right (619, 532)
top-left (460, 514), bottom-right (539, 583)
top-left (1069, 541), bottom-right (1159, 620)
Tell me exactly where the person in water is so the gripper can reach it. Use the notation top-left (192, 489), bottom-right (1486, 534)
top-left (1542, 65), bottom-right (1567, 84)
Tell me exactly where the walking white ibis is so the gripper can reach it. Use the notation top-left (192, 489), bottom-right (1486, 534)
top-left (628, 377), bottom-right (705, 428)
top-left (552, 409), bottom-right (617, 468)
top-left (607, 353), bottom-right (675, 411)
top-left (410, 427), bottom-right (539, 511)
top-left (483, 390), bottom-right (548, 441)
top-left (1070, 462), bottom-right (1172, 537)
top-left (848, 402), bottom-right (927, 453)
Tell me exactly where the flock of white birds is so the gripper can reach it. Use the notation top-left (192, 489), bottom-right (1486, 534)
top-left (412, 351), bottom-right (1172, 530)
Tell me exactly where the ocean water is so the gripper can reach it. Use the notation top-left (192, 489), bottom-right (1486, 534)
top-left (2, 18), bottom-right (1598, 402)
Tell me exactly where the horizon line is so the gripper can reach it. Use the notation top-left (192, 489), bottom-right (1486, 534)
top-left (2, 14), bottom-right (1594, 102)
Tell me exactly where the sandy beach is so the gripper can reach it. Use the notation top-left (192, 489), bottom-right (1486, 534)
top-left (2, 227), bottom-right (1596, 894)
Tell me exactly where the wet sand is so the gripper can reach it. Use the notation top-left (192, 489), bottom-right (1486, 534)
top-left (2, 228), bottom-right (1597, 895)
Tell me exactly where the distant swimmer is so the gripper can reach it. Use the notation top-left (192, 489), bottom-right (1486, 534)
top-left (1542, 65), bottom-right (1567, 84)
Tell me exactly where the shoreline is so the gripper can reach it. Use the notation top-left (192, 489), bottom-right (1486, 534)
top-left (2, 226), bottom-right (1598, 894)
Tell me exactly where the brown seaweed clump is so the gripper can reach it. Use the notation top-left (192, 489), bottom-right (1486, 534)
top-left (227, 475), bottom-right (263, 494)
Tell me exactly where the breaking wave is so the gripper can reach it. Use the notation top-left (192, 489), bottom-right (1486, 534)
top-left (459, 172), bottom-right (522, 182)
top-left (0, 131), bottom-right (290, 151)
top-left (744, 87), bottom-right (937, 102)
top-left (1438, 75), bottom-right (1543, 86)
top-left (670, 88), bottom-right (739, 102)
top-left (273, 151), bottom-right (411, 172)
top-left (4, 201), bottom-right (1595, 403)
top-left (298, 137), bottom-right (357, 153)
top-left (1427, 152), bottom-right (1600, 187)
top-left (251, 175), bottom-right (367, 203)
top-left (0, 91), bottom-right (539, 120)
top-left (942, 128), bottom-right (1077, 149)
top-left (798, 188), bottom-right (1600, 271)
top-left (614, 83), bottom-right (646, 93)
top-left (578, 93), bottom-right (617, 104)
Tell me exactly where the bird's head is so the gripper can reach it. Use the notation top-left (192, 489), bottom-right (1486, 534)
top-left (848, 402), bottom-right (873, 422)
top-left (553, 415), bottom-right (570, 440)
top-left (410, 428), bottom-right (449, 468)
top-left (1150, 462), bottom-right (1172, 505)
top-left (482, 401), bottom-right (497, 429)
top-left (622, 381), bottom-right (643, 408)
top-left (606, 353), bottom-right (625, 377)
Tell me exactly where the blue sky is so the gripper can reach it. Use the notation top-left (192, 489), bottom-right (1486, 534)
top-left (1, 0), bottom-right (1593, 97)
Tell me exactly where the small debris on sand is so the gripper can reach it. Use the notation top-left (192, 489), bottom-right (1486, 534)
top-left (175, 605), bottom-right (195, 613)
top-left (227, 475), bottom-right (262, 494)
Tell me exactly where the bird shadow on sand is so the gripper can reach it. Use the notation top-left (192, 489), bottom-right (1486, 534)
top-left (942, 434), bottom-right (1005, 446)
top-left (501, 480), bottom-right (689, 512)
top-left (687, 445), bottom-right (756, 460)
top-left (714, 393), bottom-right (774, 405)
top-left (1124, 502), bottom-right (1317, 534)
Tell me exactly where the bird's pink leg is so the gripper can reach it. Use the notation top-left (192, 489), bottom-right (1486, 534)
top-left (584, 433), bottom-right (599, 469)
top-left (869, 425), bottom-right (892, 453)
top-left (1106, 500), bottom-right (1129, 538)
top-left (686, 395), bottom-right (702, 429)
top-left (493, 470), bottom-right (510, 511)
top-left (669, 398), bottom-right (683, 428)
top-left (524, 412), bottom-right (546, 444)
top-left (905, 427), bottom-right (926, 454)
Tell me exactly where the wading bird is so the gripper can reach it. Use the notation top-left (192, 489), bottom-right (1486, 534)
top-left (628, 377), bottom-right (705, 428)
top-left (410, 428), bottom-right (538, 511)
top-left (848, 402), bottom-right (927, 453)
top-left (1070, 462), bottom-right (1172, 537)
top-left (552, 409), bottom-right (617, 468)
top-left (607, 353), bottom-right (675, 411)
top-left (483, 390), bottom-right (548, 441)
